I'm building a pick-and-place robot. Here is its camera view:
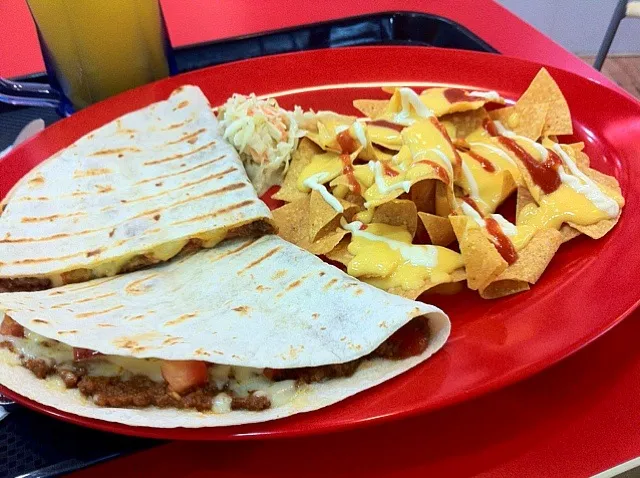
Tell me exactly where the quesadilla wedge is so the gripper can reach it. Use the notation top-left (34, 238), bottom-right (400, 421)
top-left (0, 235), bottom-right (449, 428)
top-left (0, 85), bottom-right (274, 292)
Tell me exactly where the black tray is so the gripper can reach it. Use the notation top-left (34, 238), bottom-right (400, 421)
top-left (0, 11), bottom-right (495, 478)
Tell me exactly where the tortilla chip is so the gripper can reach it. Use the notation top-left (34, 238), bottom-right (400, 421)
top-left (450, 215), bottom-right (508, 290)
top-left (371, 200), bottom-right (418, 238)
top-left (491, 103), bottom-right (549, 141)
top-left (441, 108), bottom-right (490, 139)
top-left (344, 192), bottom-right (366, 209)
top-left (381, 86), bottom-right (400, 94)
top-left (515, 186), bottom-right (535, 221)
top-left (559, 225), bottom-right (582, 243)
top-left (480, 228), bottom-right (562, 299)
top-left (272, 196), bottom-right (348, 255)
top-left (352, 99), bottom-right (388, 119)
top-left (384, 268), bottom-right (467, 300)
top-left (418, 212), bottom-right (456, 246)
top-left (309, 190), bottom-right (359, 242)
top-left (272, 138), bottom-right (320, 202)
top-left (479, 281), bottom-right (530, 299)
top-left (409, 179), bottom-right (436, 214)
top-left (435, 182), bottom-right (453, 216)
top-left (524, 69), bottom-right (573, 137)
top-left (324, 236), bottom-right (353, 266)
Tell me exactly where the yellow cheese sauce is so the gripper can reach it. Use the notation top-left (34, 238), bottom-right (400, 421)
top-left (46, 229), bottom-right (228, 287)
top-left (460, 125), bottom-right (621, 253)
top-left (343, 222), bottom-right (464, 291)
top-left (417, 87), bottom-right (500, 116)
top-left (457, 152), bottom-right (514, 215)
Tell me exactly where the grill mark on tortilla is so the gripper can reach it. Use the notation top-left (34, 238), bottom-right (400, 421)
top-left (135, 156), bottom-right (225, 185)
top-left (162, 336), bottom-right (184, 346)
top-left (51, 302), bottom-right (71, 309)
top-left (165, 128), bottom-right (206, 145)
top-left (232, 306), bottom-right (250, 315)
top-left (162, 119), bottom-right (193, 131)
top-left (174, 100), bottom-right (189, 110)
top-left (28, 175), bottom-right (45, 186)
top-left (73, 168), bottom-right (112, 178)
top-left (276, 274), bottom-right (312, 298)
top-left (21, 212), bottom-right (86, 223)
top-left (91, 147), bottom-right (141, 156)
top-left (11, 250), bottom-right (85, 264)
top-left (31, 318), bottom-right (48, 324)
top-left (126, 314), bottom-right (146, 321)
top-left (172, 198), bottom-right (254, 226)
top-left (125, 274), bottom-right (159, 295)
top-left (97, 323), bottom-right (115, 328)
top-left (323, 278), bottom-right (338, 290)
top-left (236, 246), bottom-right (282, 275)
top-left (73, 292), bottom-right (116, 304)
top-left (121, 167), bottom-right (238, 204)
top-left (208, 238), bottom-right (258, 264)
top-left (0, 231), bottom-right (73, 243)
top-left (143, 141), bottom-right (217, 166)
top-left (194, 348), bottom-right (211, 357)
top-left (135, 182), bottom-right (248, 220)
top-left (53, 275), bottom-right (121, 295)
top-left (2, 183), bottom-right (248, 247)
top-left (164, 313), bottom-right (198, 327)
top-left (75, 305), bottom-right (124, 319)
top-left (57, 330), bottom-right (77, 335)
top-left (95, 185), bottom-right (113, 194)
top-left (86, 248), bottom-right (102, 257)
top-left (15, 196), bottom-right (49, 202)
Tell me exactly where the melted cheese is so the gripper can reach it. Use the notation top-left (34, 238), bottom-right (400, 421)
top-left (366, 124), bottom-right (403, 150)
top-left (302, 172), bottom-right (344, 213)
top-left (416, 88), bottom-right (502, 116)
top-left (469, 141), bottom-right (522, 184)
top-left (461, 125), bottom-right (621, 252)
top-left (458, 152), bottom-right (513, 214)
top-left (402, 119), bottom-right (458, 173)
top-left (343, 221), bottom-right (464, 290)
top-left (380, 88), bottom-right (434, 125)
top-left (4, 326), bottom-right (306, 413)
top-left (297, 152), bottom-right (344, 191)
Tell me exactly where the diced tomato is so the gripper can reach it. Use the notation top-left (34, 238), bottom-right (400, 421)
top-left (0, 315), bottom-right (24, 338)
top-left (161, 360), bottom-right (208, 395)
top-left (73, 347), bottom-right (102, 361)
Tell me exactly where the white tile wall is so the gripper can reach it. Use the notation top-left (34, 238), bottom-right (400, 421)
top-left (497, 0), bottom-right (640, 55)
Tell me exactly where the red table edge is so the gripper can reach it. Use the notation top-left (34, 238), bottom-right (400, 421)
top-left (0, 0), bottom-right (626, 99)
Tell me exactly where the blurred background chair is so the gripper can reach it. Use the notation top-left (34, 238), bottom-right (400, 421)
top-left (594, 0), bottom-right (640, 70)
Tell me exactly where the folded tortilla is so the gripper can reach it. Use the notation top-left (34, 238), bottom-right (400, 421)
top-left (0, 85), bottom-right (273, 292)
top-left (0, 235), bottom-right (449, 428)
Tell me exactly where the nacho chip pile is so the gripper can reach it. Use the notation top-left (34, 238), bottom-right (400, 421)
top-left (269, 69), bottom-right (624, 299)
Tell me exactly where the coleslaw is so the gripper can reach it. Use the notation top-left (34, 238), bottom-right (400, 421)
top-left (217, 94), bottom-right (306, 195)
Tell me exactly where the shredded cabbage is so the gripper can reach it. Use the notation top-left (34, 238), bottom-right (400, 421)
top-left (217, 94), bottom-right (305, 195)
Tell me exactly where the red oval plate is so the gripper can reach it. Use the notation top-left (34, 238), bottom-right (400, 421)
top-left (2, 46), bottom-right (640, 440)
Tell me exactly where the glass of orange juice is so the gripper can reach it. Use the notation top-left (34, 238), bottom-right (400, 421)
top-left (0, 0), bottom-right (176, 115)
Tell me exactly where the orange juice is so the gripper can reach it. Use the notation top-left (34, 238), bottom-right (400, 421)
top-left (27, 0), bottom-right (172, 110)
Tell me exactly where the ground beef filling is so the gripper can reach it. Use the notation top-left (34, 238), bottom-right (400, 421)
top-left (0, 276), bottom-right (52, 293)
top-left (11, 317), bottom-right (430, 412)
top-left (265, 318), bottom-right (431, 384)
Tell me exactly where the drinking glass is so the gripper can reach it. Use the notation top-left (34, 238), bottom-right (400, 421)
top-left (0, 0), bottom-right (176, 115)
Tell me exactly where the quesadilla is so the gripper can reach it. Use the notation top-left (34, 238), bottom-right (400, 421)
top-left (0, 235), bottom-right (449, 428)
top-left (0, 85), bottom-right (274, 293)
